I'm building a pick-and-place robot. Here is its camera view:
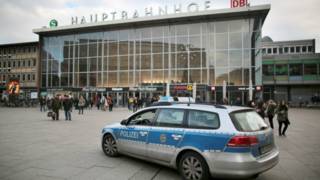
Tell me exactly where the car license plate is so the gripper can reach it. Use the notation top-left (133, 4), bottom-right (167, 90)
top-left (259, 143), bottom-right (273, 154)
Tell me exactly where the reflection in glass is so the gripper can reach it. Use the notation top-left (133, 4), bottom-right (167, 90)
top-left (216, 51), bottom-right (228, 67)
top-left (119, 72), bottom-right (128, 87)
top-left (189, 69), bottom-right (201, 83)
top-left (229, 68), bottom-right (242, 85)
top-left (153, 54), bottom-right (163, 69)
top-left (215, 68), bottom-right (228, 85)
top-left (229, 50), bottom-right (242, 67)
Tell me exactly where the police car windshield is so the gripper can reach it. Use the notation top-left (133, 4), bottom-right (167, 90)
top-left (230, 110), bottom-right (268, 132)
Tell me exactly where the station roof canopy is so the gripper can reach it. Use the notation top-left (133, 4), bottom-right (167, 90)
top-left (33, 4), bottom-right (270, 36)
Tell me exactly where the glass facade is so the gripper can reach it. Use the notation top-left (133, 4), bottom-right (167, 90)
top-left (41, 19), bottom-right (261, 89)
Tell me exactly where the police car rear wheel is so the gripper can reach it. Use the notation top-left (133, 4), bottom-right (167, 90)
top-left (102, 134), bottom-right (118, 157)
top-left (179, 152), bottom-right (210, 180)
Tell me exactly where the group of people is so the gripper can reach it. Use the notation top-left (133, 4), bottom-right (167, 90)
top-left (250, 99), bottom-right (290, 136)
top-left (40, 94), bottom-right (114, 121)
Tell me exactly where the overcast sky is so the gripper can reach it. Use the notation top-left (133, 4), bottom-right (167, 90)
top-left (0, 0), bottom-right (319, 52)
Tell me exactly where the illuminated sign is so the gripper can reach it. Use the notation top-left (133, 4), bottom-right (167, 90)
top-left (70, 1), bottom-right (212, 25)
top-left (231, 0), bottom-right (248, 8)
top-left (7, 80), bottom-right (20, 94)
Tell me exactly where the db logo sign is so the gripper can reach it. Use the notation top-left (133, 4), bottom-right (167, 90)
top-left (231, 0), bottom-right (248, 8)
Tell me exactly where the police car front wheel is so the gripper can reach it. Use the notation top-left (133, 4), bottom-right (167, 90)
top-left (102, 134), bottom-right (118, 157)
top-left (179, 152), bottom-right (210, 180)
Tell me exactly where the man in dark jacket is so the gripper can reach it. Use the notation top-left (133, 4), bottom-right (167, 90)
top-left (52, 95), bottom-right (61, 120)
top-left (63, 95), bottom-right (72, 121)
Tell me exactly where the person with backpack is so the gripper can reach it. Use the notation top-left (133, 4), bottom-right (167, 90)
top-left (276, 100), bottom-right (290, 136)
top-left (78, 95), bottom-right (86, 114)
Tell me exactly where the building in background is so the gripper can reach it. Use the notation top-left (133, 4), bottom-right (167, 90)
top-left (262, 37), bottom-right (320, 105)
top-left (0, 42), bottom-right (39, 99)
top-left (33, 5), bottom-right (270, 106)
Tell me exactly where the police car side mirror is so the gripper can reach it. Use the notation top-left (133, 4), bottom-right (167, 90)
top-left (120, 119), bottom-right (127, 126)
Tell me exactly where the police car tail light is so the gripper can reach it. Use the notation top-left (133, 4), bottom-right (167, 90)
top-left (227, 136), bottom-right (258, 147)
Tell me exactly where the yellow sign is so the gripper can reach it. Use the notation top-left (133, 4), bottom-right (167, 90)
top-left (187, 85), bottom-right (193, 91)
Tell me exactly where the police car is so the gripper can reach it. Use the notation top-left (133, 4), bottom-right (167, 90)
top-left (101, 103), bottom-right (279, 180)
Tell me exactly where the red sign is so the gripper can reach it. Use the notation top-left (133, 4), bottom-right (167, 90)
top-left (174, 85), bottom-right (187, 91)
top-left (231, 0), bottom-right (248, 8)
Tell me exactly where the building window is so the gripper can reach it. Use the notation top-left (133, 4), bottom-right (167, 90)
top-left (22, 74), bottom-right (25, 81)
top-left (28, 60), bottom-right (31, 67)
top-left (302, 46), bottom-right (307, 53)
top-left (289, 64), bottom-right (302, 76)
top-left (33, 59), bottom-right (36, 66)
top-left (262, 48), bottom-right (266, 54)
top-left (13, 61), bottom-right (15, 67)
top-left (279, 48), bottom-right (283, 54)
top-left (296, 46), bottom-right (301, 53)
top-left (284, 47), bottom-right (289, 53)
top-left (17, 74), bottom-right (20, 80)
top-left (263, 65), bottom-right (274, 76)
top-left (308, 46), bottom-right (313, 52)
top-left (18, 61), bottom-right (20, 67)
top-left (27, 74), bottom-right (31, 81)
top-left (8, 61), bottom-right (11, 67)
top-left (267, 48), bottom-right (272, 54)
top-left (275, 64), bottom-right (288, 76)
top-left (272, 48), bottom-right (277, 54)
top-left (290, 47), bottom-right (295, 53)
top-left (304, 64), bottom-right (317, 75)
top-left (32, 74), bottom-right (35, 81)
top-left (3, 61), bottom-right (6, 68)
top-left (22, 60), bottom-right (25, 67)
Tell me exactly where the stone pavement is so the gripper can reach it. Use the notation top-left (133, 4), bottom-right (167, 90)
top-left (0, 107), bottom-right (319, 180)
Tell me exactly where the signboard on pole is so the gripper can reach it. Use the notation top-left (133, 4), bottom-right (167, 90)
top-left (31, 92), bottom-right (38, 99)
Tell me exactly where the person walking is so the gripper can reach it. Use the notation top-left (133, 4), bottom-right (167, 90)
top-left (276, 100), bottom-right (290, 136)
top-left (52, 95), bottom-right (61, 120)
top-left (266, 100), bottom-right (277, 129)
top-left (78, 95), bottom-right (86, 114)
top-left (39, 96), bottom-right (46, 112)
top-left (256, 100), bottom-right (266, 119)
top-left (63, 95), bottom-right (72, 121)
top-left (107, 95), bottom-right (113, 112)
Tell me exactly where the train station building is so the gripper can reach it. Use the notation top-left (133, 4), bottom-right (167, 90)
top-left (33, 3), bottom-right (270, 105)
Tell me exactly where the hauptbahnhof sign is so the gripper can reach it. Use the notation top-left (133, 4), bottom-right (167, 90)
top-left (70, 1), bottom-right (212, 25)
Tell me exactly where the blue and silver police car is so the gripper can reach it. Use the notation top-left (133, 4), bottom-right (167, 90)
top-left (101, 104), bottom-right (279, 180)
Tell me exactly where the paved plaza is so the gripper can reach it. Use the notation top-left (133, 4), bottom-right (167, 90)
top-left (0, 106), bottom-right (320, 180)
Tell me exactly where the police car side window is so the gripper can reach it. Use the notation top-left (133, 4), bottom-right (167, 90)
top-left (155, 109), bottom-right (185, 127)
top-left (187, 110), bottom-right (220, 129)
top-left (128, 109), bottom-right (156, 126)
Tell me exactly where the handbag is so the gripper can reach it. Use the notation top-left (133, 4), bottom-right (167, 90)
top-left (285, 118), bottom-right (291, 125)
top-left (47, 111), bottom-right (53, 117)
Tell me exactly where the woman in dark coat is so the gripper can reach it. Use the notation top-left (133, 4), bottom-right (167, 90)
top-left (276, 100), bottom-right (290, 136)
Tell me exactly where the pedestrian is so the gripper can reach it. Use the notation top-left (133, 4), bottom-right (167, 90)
top-left (63, 95), bottom-right (72, 121)
top-left (256, 100), bottom-right (266, 119)
top-left (96, 95), bottom-right (101, 110)
top-left (39, 96), bottom-right (46, 112)
top-left (133, 97), bottom-right (138, 112)
top-left (234, 97), bottom-right (242, 106)
top-left (107, 95), bottom-right (113, 112)
top-left (78, 95), bottom-right (86, 114)
top-left (128, 96), bottom-right (134, 111)
top-left (52, 95), bottom-right (61, 120)
top-left (266, 100), bottom-right (277, 129)
top-left (276, 100), bottom-right (290, 136)
top-left (101, 95), bottom-right (106, 111)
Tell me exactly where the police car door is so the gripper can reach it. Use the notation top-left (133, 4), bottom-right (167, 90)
top-left (118, 109), bottom-right (157, 157)
top-left (147, 108), bottom-right (185, 162)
